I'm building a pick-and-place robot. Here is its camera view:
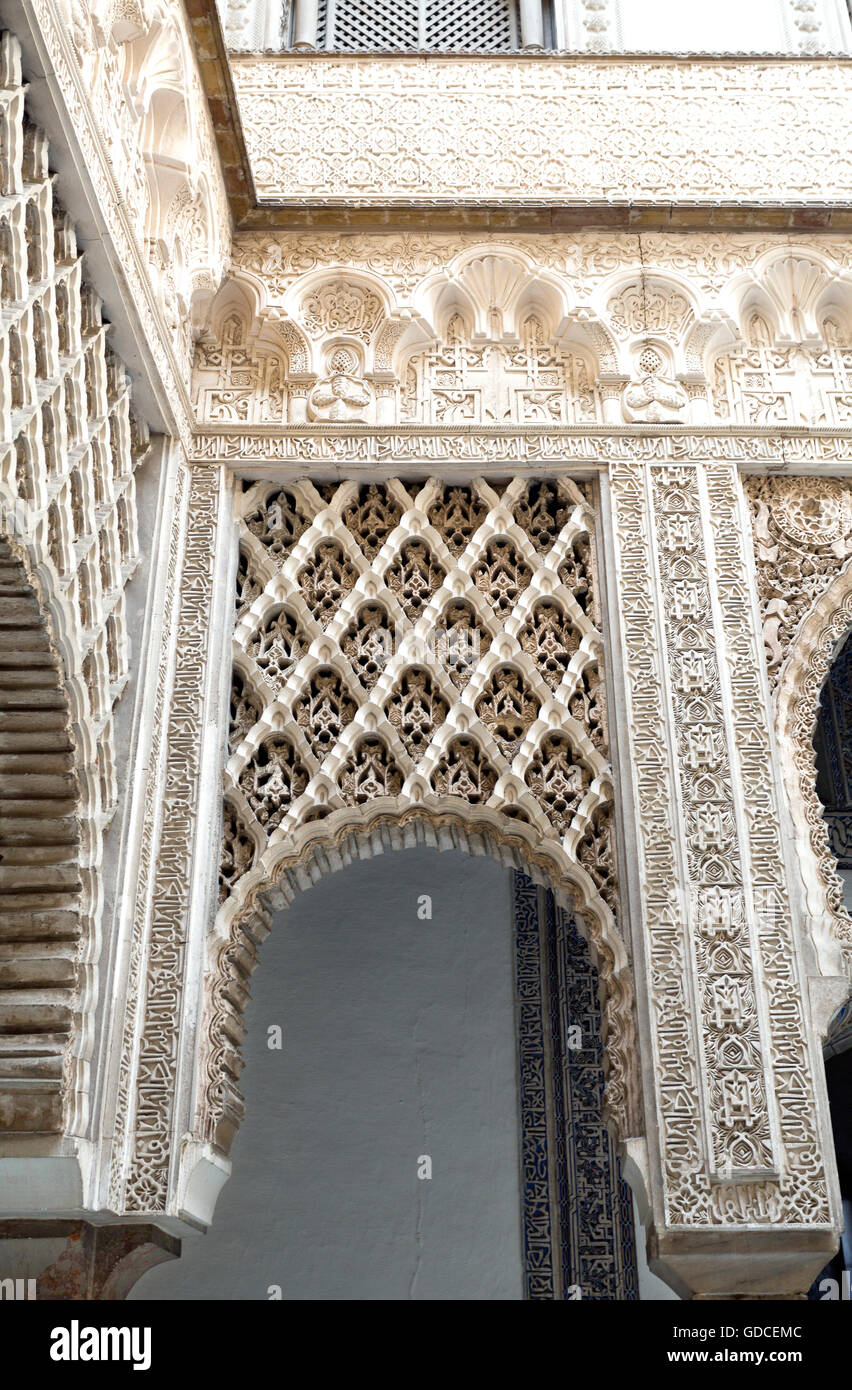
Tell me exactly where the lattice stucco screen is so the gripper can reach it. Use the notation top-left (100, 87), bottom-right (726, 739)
top-left (315, 0), bottom-right (520, 50)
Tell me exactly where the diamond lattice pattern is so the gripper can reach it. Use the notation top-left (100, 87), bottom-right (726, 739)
top-left (320, 0), bottom-right (518, 50)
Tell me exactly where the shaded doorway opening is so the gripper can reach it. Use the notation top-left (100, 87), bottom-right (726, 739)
top-left (135, 848), bottom-right (637, 1299)
top-left (810, 626), bottom-right (852, 1298)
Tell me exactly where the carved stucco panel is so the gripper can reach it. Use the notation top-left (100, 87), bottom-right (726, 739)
top-left (609, 457), bottom-right (832, 1226)
top-left (192, 428), bottom-right (852, 469)
top-left (231, 56), bottom-right (852, 205)
top-left (775, 564), bottom-right (852, 978)
top-left (230, 231), bottom-right (852, 305)
top-left (745, 474), bottom-right (852, 983)
top-left (200, 476), bottom-right (642, 1164)
top-left (200, 232), bottom-right (852, 440)
top-left (22, 0), bottom-right (229, 441)
top-left (109, 461), bottom-right (222, 1214)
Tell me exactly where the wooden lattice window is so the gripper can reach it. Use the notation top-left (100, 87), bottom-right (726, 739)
top-left (316, 0), bottom-right (521, 50)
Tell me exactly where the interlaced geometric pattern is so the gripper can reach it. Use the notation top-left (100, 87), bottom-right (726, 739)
top-left (318, 0), bottom-right (518, 51)
top-left (714, 312), bottom-right (852, 427)
top-left (513, 874), bottom-right (637, 1301)
top-left (222, 478), bottom-right (616, 917)
top-left (401, 312), bottom-right (599, 425)
top-left (814, 627), bottom-right (852, 870)
top-left (321, 0), bottom-right (418, 49)
top-left (426, 0), bottom-right (516, 50)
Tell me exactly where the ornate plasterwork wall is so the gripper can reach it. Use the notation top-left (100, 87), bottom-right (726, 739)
top-left (193, 233), bottom-right (852, 436)
top-left (14, 204), bottom-right (822, 1299)
top-left (0, 0), bottom-right (841, 1281)
top-left (157, 431), bottom-right (842, 1285)
top-left (0, 0), bottom-right (836, 1314)
top-left (610, 454), bottom-right (832, 1246)
top-left (750, 476), bottom-right (852, 979)
top-left (0, 34), bottom-right (151, 1139)
top-left (185, 240), bottom-right (852, 1276)
top-left (229, 55), bottom-right (852, 206)
top-left (206, 475), bottom-right (640, 1160)
top-left (19, 0), bottom-right (229, 440)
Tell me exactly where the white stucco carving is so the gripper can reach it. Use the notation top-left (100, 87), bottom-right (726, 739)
top-left (2, 0), bottom-right (851, 1302)
top-left (231, 54), bottom-right (852, 205)
top-left (206, 476), bottom-right (639, 1160)
top-left (0, 33), bottom-right (150, 1140)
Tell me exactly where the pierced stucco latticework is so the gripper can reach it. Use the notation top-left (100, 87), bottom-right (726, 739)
top-left (208, 475), bottom-right (639, 1155)
top-left (0, 36), bottom-right (150, 1141)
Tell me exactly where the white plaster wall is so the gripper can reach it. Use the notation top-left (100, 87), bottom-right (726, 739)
top-left (135, 848), bottom-right (525, 1300)
top-left (601, 0), bottom-right (851, 52)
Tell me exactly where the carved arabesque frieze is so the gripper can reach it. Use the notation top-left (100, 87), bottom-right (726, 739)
top-left (231, 232), bottom-right (852, 303)
top-left (197, 238), bottom-right (852, 431)
top-left (746, 476), bottom-right (852, 688)
top-left (610, 456), bottom-right (831, 1226)
top-left (207, 475), bottom-right (641, 1155)
top-left (194, 427), bottom-right (852, 470)
top-left (108, 463), bottom-right (221, 1214)
top-left (230, 55), bottom-right (852, 205)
